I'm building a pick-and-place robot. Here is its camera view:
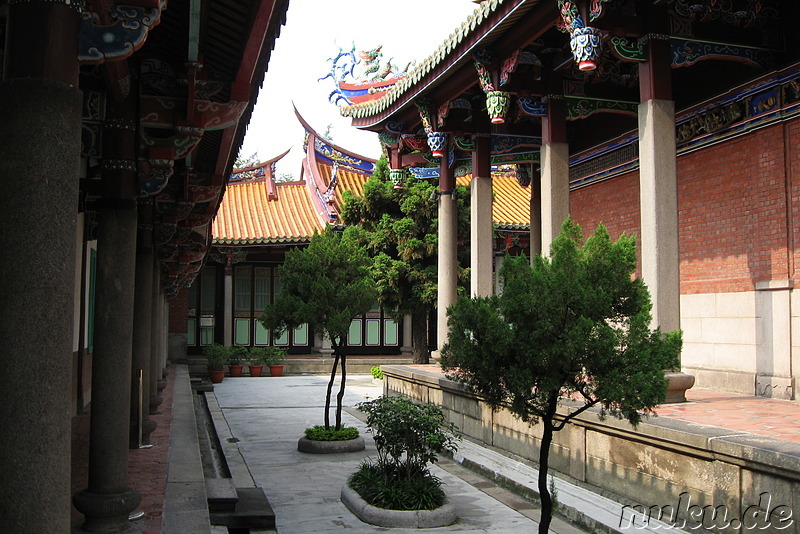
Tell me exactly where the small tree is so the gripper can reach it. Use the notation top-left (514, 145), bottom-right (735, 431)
top-left (441, 219), bottom-right (682, 534)
top-left (260, 228), bottom-right (377, 430)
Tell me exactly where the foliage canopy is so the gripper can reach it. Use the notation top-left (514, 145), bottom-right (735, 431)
top-left (260, 228), bottom-right (377, 429)
top-left (341, 155), bottom-right (469, 361)
top-left (441, 218), bottom-right (682, 533)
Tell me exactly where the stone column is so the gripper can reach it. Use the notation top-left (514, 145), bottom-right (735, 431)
top-left (639, 98), bottom-right (680, 333)
top-left (401, 314), bottom-right (413, 355)
top-left (0, 4), bottom-right (81, 531)
top-left (150, 260), bottom-right (164, 414)
top-left (73, 78), bottom-right (142, 531)
top-left (494, 253), bottom-right (505, 295)
top-left (73, 206), bottom-right (141, 531)
top-left (471, 134), bottom-right (493, 298)
top-left (541, 96), bottom-right (569, 252)
top-left (638, 22), bottom-right (694, 401)
top-left (529, 170), bottom-right (543, 261)
top-left (131, 202), bottom-right (156, 447)
top-left (436, 157), bottom-right (458, 354)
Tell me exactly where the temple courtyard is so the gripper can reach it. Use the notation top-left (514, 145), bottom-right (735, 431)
top-left (74, 364), bottom-right (800, 533)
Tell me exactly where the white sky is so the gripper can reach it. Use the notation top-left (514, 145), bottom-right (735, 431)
top-left (239, 0), bottom-right (479, 177)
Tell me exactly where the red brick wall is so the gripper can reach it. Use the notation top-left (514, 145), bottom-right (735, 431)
top-left (789, 119), bottom-right (800, 283)
top-left (169, 287), bottom-right (189, 333)
top-left (569, 119), bottom-right (798, 295)
top-left (570, 171), bottom-right (642, 277)
top-left (677, 122), bottom-right (793, 294)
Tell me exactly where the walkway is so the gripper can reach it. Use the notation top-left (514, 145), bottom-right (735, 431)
top-left (211, 375), bottom-right (585, 533)
top-left (70, 365), bottom-right (800, 533)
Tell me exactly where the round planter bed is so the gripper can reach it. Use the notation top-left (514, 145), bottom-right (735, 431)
top-left (340, 484), bottom-right (457, 529)
top-left (297, 435), bottom-right (365, 453)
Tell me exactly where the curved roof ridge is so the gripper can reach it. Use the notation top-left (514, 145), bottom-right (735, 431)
top-left (339, 0), bottom-right (506, 121)
top-left (293, 103), bottom-right (377, 165)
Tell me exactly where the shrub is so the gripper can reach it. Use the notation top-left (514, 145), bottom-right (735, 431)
top-left (229, 346), bottom-right (248, 366)
top-left (348, 459), bottom-right (445, 510)
top-left (356, 395), bottom-right (459, 480)
top-left (203, 344), bottom-right (229, 371)
top-left (370, 366), bottom-right (383, 380)
top-left (249, 346), bottom-right (287, 366)
top-left (304, 425), bottom-right (359, 441)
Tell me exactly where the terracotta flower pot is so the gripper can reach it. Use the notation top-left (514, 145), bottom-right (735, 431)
top-left (248, 365), bottom-right (264, 377)
top-left (229, 365), bottom-right (244, 377)
top-left (269, 365), bottom-right (284, 377)
top-left (208, 368), bottom-right (225, 384)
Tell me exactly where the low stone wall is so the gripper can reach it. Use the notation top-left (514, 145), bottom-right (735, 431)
top-left (383, 365), bottom-right (800, 533)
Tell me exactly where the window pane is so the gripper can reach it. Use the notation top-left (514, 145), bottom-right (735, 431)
top-left (348, 320), bottom-right (362, 346)
top-left (200, 327), bottom-right (214, 346)
top-left (366, 319), bottom-right (380, 346)
top-left (187, 319), bottom-right (196, 346)
top-left (235, 267), bottom-right (252, 313)
top-left (384, 319), bottom-right (398, 346)
top-left (254, 268), bottom-right (271, 311)
top-left (274, 328), bottom-right (289, 346)
top-left (200, 268), bottom-right (216, 313)
top-left (188, 275), bottom-right (198, 316)
top-left (274, 274), bottom-right (282, 297)
top-left (254, 321), bottom-right (270, 346)
top-left (234, 318), bottom-right (250, 345)
top-left (293, 323), bottom-right (308, 346)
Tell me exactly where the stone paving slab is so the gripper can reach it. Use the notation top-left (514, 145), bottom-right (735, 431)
top-left (213, 376), bottom-right (547, 533)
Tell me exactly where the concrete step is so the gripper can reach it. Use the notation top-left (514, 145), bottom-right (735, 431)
top-left (209, 487), bottom-right (275, 531)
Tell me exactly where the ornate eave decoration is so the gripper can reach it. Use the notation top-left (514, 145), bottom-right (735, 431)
top-left (671, 37), bottom-right (776, 70)
top-left (556, 0), bottom-right (610, 71)
top-left (79, 3), bottom-right (164, 64)
top-left (314, 138), bottom-right (375, 174)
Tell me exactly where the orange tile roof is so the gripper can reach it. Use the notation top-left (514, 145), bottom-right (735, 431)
top-left (214, 171), bottom-right (531, 245)
top-left (212, 180), bottom-right (324, 245)
top-left (315, 160), bottom-right (370, 210)
top-left (457, 173), bottom-right (531, 229)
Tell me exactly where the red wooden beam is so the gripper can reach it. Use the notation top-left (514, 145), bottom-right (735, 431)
top-left (235, 0), bottom-right (279, 88)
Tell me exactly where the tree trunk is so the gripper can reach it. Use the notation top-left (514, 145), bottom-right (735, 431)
top-left (538, 407), bottom-right (556, 534)
top-left (335, 352), bottom-right (347, 430)
top-left (324, 345), bottom-right (340, 430)
top-left (411, 309), bottom-right (430, 364)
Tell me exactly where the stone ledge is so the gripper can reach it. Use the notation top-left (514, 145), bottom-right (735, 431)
top-left (297, 436), bottom-right (365, 454)
top-left (340, 484), bottom-right (457, 529)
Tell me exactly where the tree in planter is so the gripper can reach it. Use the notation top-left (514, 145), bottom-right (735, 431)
top-left (441, 219), bottom-right (682, 534)
top-left (351, 395), bottom-right (459, 511)
top-left (341, 155), bottom-right (470, 363)
top-left (260, 228), bottom-right (377, 430)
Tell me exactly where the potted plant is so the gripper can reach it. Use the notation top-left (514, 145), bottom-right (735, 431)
top-left (247, 346), bottom-right (270, 377)
top-left (265, 346), bottom-right (288, 377)
top-left (228, 346), bottom-right (247, 377)
top-left (203, 344), bottom-right (229, 384)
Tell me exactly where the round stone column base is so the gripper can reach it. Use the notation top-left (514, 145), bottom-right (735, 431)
top-left (72, 487), bottom-right (141, 533)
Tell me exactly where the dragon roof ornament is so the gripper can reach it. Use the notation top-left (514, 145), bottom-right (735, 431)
top-left (340, 0), bottom-right (507, 120)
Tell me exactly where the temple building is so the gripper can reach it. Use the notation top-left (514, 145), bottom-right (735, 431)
top-left (339, 0), bottom-right (800, 401)
top-left (167, 108), bottom-right (534, 360)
